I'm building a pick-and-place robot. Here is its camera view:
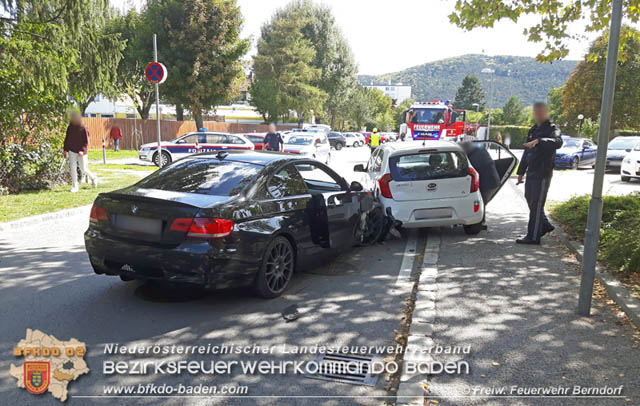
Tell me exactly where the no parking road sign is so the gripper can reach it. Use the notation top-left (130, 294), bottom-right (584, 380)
top-left (145, 62), bottom-right (167, 84)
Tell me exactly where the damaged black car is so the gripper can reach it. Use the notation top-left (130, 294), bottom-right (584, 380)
top-left (85, 151), bottom-right (378, 298)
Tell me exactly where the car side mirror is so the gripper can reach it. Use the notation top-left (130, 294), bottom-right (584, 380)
top-left (349, 181), bottom-right (363, 192)
top-left (353, 164), bottom-right (366, 172)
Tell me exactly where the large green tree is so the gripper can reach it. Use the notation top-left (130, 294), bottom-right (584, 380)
top-left (562, 26), bottom-right (640, 132)
top-left (547, 86), bottom-right (565, 126)
top-left (502, 96), bottom-right (524, 125)
top-left (146, 0), bottom-right (249, 129)
top-left (394, 98), bottom-right (415, 130)
top-left (108, 9), bottom-right (154, 119)
top-left (449, 0), bottom-right (640, 63)
top-left (454, 75), bottom-right (485, 110)
top-left (250, 7), bottom-right (326, 124)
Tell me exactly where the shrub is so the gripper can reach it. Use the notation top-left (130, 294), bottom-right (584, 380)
top-left (551, 194), bottom-right (640, 274)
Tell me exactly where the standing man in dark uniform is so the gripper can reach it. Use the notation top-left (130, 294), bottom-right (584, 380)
top-left (263, 123), bottom-right (284, 152)
top-left (516, 102), bottom-right (563, 245)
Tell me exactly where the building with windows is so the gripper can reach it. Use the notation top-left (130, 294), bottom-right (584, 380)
top-left (364, 83), bottom-right (412, 104)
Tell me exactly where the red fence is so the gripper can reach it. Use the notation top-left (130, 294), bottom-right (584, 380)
top-left (84, 118), bottom-right (296, 150)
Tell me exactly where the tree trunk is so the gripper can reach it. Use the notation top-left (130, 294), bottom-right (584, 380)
top-left (192, 107), bottom-right (204, 130)
top-left (330, 111), bottom-right (336, 129)
top-left (176, 104), bottom-right (184, 121)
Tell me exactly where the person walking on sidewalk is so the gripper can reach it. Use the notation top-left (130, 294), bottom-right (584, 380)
top-left (64, 112), bottom-right (98, 193)
top-left (516, 102), bottom-right (563, 245)
top-left (263, 123), bottom-right (284, 152)
top-left (109, 125), bottom-right (123, 152)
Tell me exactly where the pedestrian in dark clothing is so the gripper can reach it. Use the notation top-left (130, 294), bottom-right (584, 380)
top-left (263, 123), bottom-right (284, 152)
top-left (516, 102), bottom-right (563, 244)
top-left (63, 111), bottom-right (98, 192)
top-left (110, 125), bottom-right (123, 152)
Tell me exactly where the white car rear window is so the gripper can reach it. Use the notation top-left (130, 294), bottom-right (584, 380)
top-left (389, 151), bottom-right (469, 181)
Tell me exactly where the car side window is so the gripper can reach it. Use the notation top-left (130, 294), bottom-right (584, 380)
top-left (294, 162), bottom-right (342, 192)
top-left (266, 165), bottom-right (308, 198)
top-left (206, 134), bottom-right (226, 144)
top-left (177, 134), bottom-right (197, 144)
top-left (227, 136), bottom-right (246, 145)
top-left (369, 149), bottom-right (383, 173)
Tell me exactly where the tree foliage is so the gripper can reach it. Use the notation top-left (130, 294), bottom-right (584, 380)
top-left (502, 96), bottom-right (524, 125)
top-left (562, 26), bottom-right (640, 132)
top-left (547, 86), bottom-right (565, 126)
top-left (448, 0), bottom-right (640, 63)
top-left (146, 0), bottom-right (249, 129)
top-left (454, 74), bottom-right (485, 110)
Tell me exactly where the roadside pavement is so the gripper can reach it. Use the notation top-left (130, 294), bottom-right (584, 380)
top-left (427, 179), bottom-right (640, 405)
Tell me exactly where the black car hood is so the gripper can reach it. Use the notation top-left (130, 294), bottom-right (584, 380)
top-left (105, 187), bottom-right (237, 208)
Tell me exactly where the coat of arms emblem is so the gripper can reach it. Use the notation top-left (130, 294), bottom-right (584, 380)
top-left (24, 361), bottom-right (50, 395)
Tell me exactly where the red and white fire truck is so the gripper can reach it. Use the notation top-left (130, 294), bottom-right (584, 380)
top-left (401, 100), bottom-right (471, 141)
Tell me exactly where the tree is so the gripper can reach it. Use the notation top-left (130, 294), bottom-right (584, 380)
top-left (346, 86), bottom-right (375, 130)
top-left (502, 96), bottom-right (524, 125)
top-left (250, 6), bottom-right (326, 124)
top-left (146, 0), bottom-right (249, 129)
top-left (449, 0), bottom-right (640, 63)
top-left (68, 6), bottom-right (125, 115)
top-left (562, 26), bottom-right (640, 132)
top-left (454, 75), bottom-right (485, 110)
top-left (108, 9), bottom-right (155, 119)
top-left (394, 98), bottom-right (415, 130)
top-left (547, 86), bottom-right (565, 126)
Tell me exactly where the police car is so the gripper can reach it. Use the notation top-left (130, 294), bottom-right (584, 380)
top-left (139, 132), bottom-right (254, 166)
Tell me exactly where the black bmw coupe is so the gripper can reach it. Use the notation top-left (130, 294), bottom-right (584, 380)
top-left (85, 151), bottom-right (377, 298)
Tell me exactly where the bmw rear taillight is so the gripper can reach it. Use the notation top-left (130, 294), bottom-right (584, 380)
top-left (89, 203), bottom-right (107, 225)
top-left (171, 218), bottom-right (234, 238)
top-left (469, 167), bottom-right (480, 193)
top-left (378, 173), bottom-right (393, 198)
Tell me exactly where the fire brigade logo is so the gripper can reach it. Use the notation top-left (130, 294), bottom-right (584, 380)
top-left (24, 362), bottom-right (50, 395)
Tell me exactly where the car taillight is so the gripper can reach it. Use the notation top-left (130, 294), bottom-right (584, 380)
top-left (89, 203), bottom-right (107, 224)
top-left (474, 200), bottom-right (480, 213)
top-left (378, 173), bottom-right (393, 198)
top-left (171, 218), bottom-right (234, 238)
top-left (469, 167), bottom-right (480, 193)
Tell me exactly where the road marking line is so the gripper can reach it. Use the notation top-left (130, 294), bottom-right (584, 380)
top-left (395, 229), bottom-right (418, 287)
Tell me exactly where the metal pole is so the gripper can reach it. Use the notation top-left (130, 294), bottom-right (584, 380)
top-left (578, 0), bottom-right (623, 316)
top-left (153, 33), bottom-right (162, 167)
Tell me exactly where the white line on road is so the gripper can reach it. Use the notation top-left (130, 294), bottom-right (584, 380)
top-left (395, 229), bottom-right (418, 287)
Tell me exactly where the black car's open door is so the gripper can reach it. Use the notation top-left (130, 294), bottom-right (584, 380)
top-left (469, 140), bottom-right (518, 205)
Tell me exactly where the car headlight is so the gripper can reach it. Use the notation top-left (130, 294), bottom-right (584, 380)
top-left (140, 147), bottom-right (149, 152)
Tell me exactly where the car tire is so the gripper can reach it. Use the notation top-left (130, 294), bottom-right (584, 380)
top-left (253, 236), bottom-right (295, 299)
top-left (358, 204), bottom-right (385, 245)
top-left (153, 150), bottom-right (171, 167)
top-left (464, 223), bottom-right (483, 235)
top-left (335, 142), bottom-right (343, 151)
top-left (571, 157), bottom-right (579, 170)
top-left (621, 176), bottom-right (630, 182)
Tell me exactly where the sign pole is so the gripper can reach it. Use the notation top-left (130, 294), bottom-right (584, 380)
top-left (578, 0), bottom-right (623, 316)
top-left (153, 33), bottom-right (162, 167)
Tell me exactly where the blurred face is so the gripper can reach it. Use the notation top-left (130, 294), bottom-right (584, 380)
top-left (71, 112), bottom-right (82, 125)
top-left (268, 124), bottom-right (276, 133)
top-left (533, 105), bottom-right (548, 124)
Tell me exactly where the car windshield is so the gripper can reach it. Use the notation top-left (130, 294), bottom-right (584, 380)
top-left (411, 108), bottom-right (446, 124)
top-left (135, 158), bottom-right (261, 196)
top-left (563, 139), bottom-right (582, 148)
top-left (286, 136), bottom-right (313, 145)
top-left (389, 151), bottom-right (469, 181)
top-left (609, 138), bottom-right (639, 150)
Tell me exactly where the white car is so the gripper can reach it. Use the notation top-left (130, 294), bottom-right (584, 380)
top-left (283, 132), bottom-right (331, 164)
top-left (355, 140), bottom-right (516, 234)
top-left (621, 142), bottom-right (640, 182)
top-left (139, 132), bottom-right (253, 167)
top-left (342, 132), bottom-right (361, 147)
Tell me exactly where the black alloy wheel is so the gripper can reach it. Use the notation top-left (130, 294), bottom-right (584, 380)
top-left (254, 236), bottom-right (295, 298)
top-left (360, 205), bottom-right (385, 245)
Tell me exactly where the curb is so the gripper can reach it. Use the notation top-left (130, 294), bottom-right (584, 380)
top-left (0, 205), bottom-right (91, 233)
top-left (509, 179), bottom-right (640, 327)
top-left (552, 225), bottom-right (640, 327)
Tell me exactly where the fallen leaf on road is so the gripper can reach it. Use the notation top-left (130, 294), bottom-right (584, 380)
top-left (492, 362), bottom-right (500, 366)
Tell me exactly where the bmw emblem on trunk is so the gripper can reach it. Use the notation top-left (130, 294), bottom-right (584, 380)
top-left (427, 183), bottom-right (437, 191)
top-left (131, 205), bottom-right (138, 214)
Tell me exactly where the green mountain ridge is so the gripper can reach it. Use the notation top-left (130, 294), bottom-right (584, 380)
top-left (358, 54), bottom-right (577, 108)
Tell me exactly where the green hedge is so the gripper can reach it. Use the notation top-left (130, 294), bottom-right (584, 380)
top-left (491, 125), bottom-right (529, 148)
top-left (550, 194), bottom-right (640, 275)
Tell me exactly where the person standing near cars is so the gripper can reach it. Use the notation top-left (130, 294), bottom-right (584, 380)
top-left (370, 128), bottom-right (380, 152)
top-left (516, 102), bottom-right (563, 245)
top-left (109, 124), bottom-right (123, 152)
top-left (263, 123), bottom-right (284, 152)
top-left (64, 111), bottom-right (98, 192)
